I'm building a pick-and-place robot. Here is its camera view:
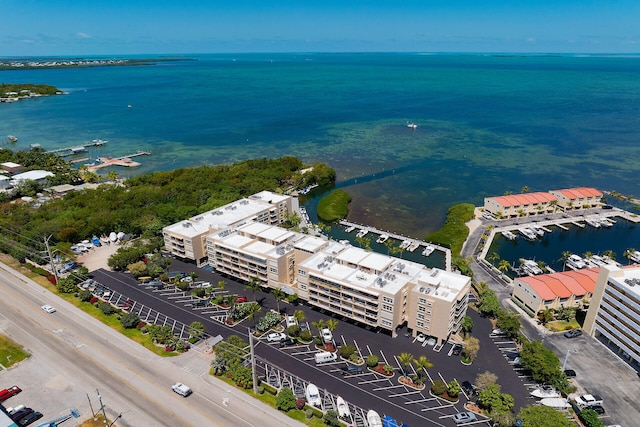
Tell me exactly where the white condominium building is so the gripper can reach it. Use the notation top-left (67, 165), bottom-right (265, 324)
top-left (162, 191), bottom-right (296, 266)
top-left (584, 265), bottom-right (640, 369)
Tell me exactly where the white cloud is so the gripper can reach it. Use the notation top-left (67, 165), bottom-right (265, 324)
top-left (76, 32), bottom-right (92, 39)
top-left (526, 37), bottom-right (536, 43)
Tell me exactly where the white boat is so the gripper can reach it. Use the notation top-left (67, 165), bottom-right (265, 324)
top-left (367, 410), bottom-right (383, 427)
top-left (566, 254), bottom-right (587, 270)
top-left (599, 218), bottom-right (613, 227)
top-left (630, 250), bottom-right (640, 263)
top-left (407, 241), bottom-right (420, 252)
top-left (339, 240), bottom-right (351, 246)
top-left (109, 232), bottom-right (117, 242)
top-left (540, 398), bottom-right (571, 409)
top-left (336, 396), bottom-right (351, 418)
top-left (501, 230), bottom-right (517, 240)
top-left (518, 228), bottom-right (537, 240)
top-left (345, 225), bottom-right (356, 233)
top-left (422, 245), bottom-right (435, 256)
top-left (406, 122), bottom-right (417, 129)
top-left (399, 240), bottom-right (411, 249)
top-left (585, 218), bottom-right (601, 228)
top-left (376, 234), bottom-right (389, 244)
top-left (530, 386), bottom-right (561, 399)
top-left (356, 229), bottom-right (369, 238)
top-left (117, 231), bottom-right (126, 241)
top-left (305, 383), bottom-right (321, 407)
top-left (531, 224), bottom-right (545, 236)
top-left (520, 259), bottom-right (543, 276)
top-left (7, 135), bottom-right (18, 143)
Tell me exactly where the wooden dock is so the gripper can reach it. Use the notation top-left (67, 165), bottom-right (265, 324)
top-left (46, 139), bottom-right (107, 156)
top-left (338, 220), bottom-right (452, 271)
top-left (87, 150), bottom-right (151, 171)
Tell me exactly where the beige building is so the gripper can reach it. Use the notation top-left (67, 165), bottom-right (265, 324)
top-left (584, 265), bottom-right (640, 369)
top-left (163, 192), bottom-right (472, 343)
top-left (163, 191), bottom-right (296, 266)
top-left (548, 187), bottom-right (602, 210)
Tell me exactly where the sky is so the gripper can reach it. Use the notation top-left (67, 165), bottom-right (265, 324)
top-left (2, 1), bottom-right (639, 56)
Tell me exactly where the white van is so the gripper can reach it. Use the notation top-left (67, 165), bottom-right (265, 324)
top-left (314, 351), bottom-right (337, 364)
top-left (171, 382), bottom-right (192, 397)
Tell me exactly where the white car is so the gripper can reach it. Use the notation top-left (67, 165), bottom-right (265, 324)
top-left (171, 382), bottom-right (192, 397)
top-left (416, 333), bottom-right (426, 342)
top-left (266, 332), bottom-right (287, 342)
top-left (285, 315), bottom-right (298, 328)
top-left (41, 304), bottom-right (56, 313)
top-left (321, 328), bottom-right (333, 343)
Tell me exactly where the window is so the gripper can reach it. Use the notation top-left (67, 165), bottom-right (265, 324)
top-left (417, 313), bottom-right (424, 320)
top-left (270, 268), bottom-right (278, 273)
top-left (382, 296), bottom-right (393, 304)
top-left (381, 319), bottom-right (392, 327)
top-left (382, 304), bottom-right (393, 312)
top-left (298, 270), bottom-right (306, 276)
top-left (416, 321), bottom-right (424, 327)
top-left (418, 306), bottom-right (426, 312)
top-left (418, 297), bottom-right (426, 304)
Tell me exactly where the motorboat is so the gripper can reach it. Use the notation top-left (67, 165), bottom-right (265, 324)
top-left (422, 245), bottom-right (435, 256)
top-left (531, 224), bottom-right (545, 236)
top-left (345, 225), bottom-right (356, 233)
top-left (382, 415), bottom-right (399, 427)
top-left (367, 410), bottom-right (383, 427)
top-left (399, 240), bottom-right (411, 249)
top-left (566, 254), bottom-right (587, 270)
top-left (117, 231), bottom-right (126, 241)
top-left (336, 395), bottom-right (351, 418)
top-left (540, 398), bottom-right (571, 409)
top-left (305, 383), bottom-right (321, 407)
top-left (518, 228), bottom-right (537, 240)
top-left (629, 250), bottom-right (640, 263)
top-left (376, 234), bottom-right (389, 244)
top-left (406, 122), bottom-right (417, 129)
top-left (407, 241), bottom-right (420, 252)
top-left (530, 386), bottom-right (561, 399)
top-left (109, 232), bottom-right (117, 242)
top-left (520, 259), bottom-right (543, 276)
top-left (599, 218), bottom-right (613, 227)
top-left (91, 236), bottom-right (102, 247)
top-left (356, 229), bottom-right (369, 238)
top-left (585, 217), bottom-right (601, 228)
top-left (339, 240), bottom-right (351, 246)
top-left (501, 230), bottom-right (517, 240)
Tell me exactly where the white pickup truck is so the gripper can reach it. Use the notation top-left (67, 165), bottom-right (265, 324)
top-left (171, 382), bottom-right (192, 397)
top-left (575, 394), bottom-right (603, 407)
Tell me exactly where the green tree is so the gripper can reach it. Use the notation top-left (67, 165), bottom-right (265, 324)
top-left (246, 303), bottom-right (262, 329)
top-left (477, 383), bottom-right (514, 413)
top-left (624, 248), bottom-right (637, 265)
top-left (474, 371), bottom-right (498, 391)
top-left (413, 355), bottom-right (433, 379)
top-left (461, 316), bottom-right (474, 337)
top-left (580, 408), bottom-right (604, 427)
top-left (487, 252), bottom-right (500, 264)
top-left (275, 387), bottom-right (296, 411)
top-left (519, 341), bottom-right (563, 385)
top-left (463, 337), bottom-right (480, 362)
top-left (339, 344), bottom-right (356, 360)
top-left (323, 410), bottom-right (341, 427)
top-left (517, 405), bottom-right (574, 427)
top-left (293, 309), bottom-right (306, 324)
top-left (271, 288), bottom-right (286, 314)
top-left (56, 277), bottom-right (78, 293)
top-left (537, 308), bottom-right (555, 325)
top-left (326, 318), bottom-right (339, 332)
top-left (496, 309), bottom-right (521, 338)
top-left (245, 276), bottom-right (262, 301)
top-left (397, 352), bottom-right (413, 377)
top-left (120, 312), bottom-right (141, 329)
top-left (497, 259), bottom-right (511, 274)
top-left (366, 354), bottom-right (379, 368)
top-left (558, 250), bottom-right (572, 271)
top-left (311, 319), bottom-right (326, 336)
top-left (447, 380), bottom-right (461, 398)
top-left (188, 321), bottom-right (205, 340)
top-left (479, 288), bottom-right (501, 317)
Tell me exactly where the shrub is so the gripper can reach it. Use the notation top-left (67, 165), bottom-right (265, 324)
top-left (257, 386), bottom-right (264, 395)
top-left (383, 364), bottom-right (394, 375)
top-left (79, 290), bottom-right (93, 302)
top-left (287, 325), bottom-right (301, 337)
top-left (366, 354), bottom-right (379, 368)
top-left (339, 344), bottom-right (356, 359)
top-left (98, 302), bottom-right (115, 315)
top-left (305, 409), bottom-right (313, 419)
top-left (299, 330), bottom-right (313, 342)
top-left (323, 410), bottom-right (340, 427)
top-left (120, 312), bottom-right (141, 329)
top-left (431, 379), bottom-right (448, 396)
top-left (90, 297), bottom-right (99, 304)
top-left (275, 387), bottom-right (296, 412)
top-left (136, 321), bottom-right (146, 329)
top-left (296, 398), bottom-right (306, 410)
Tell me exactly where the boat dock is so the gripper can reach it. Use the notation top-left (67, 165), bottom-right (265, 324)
top-left (46, 139), bottom-right (107, 156)
top-left (571, 221), bottom-right (585, 228)
top-left (338, 220), bottom-right (452, 271)
top-left (87, 150), bottom-right (151, 171)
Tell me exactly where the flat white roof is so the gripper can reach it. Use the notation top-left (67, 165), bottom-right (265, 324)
top-left (337, 246), bottom-right (370, 264)
top-left (1, 161), bottom-right (21, 168)
top-left (294, 235), bottom-right (329, 253)
top-left (221, 233), bottom-right (254, 249)
top-left (11, 170), bottom-right (54, 181)
top-left (608, 265), bottom-right (640, 298)
top-left (251, 190), bottom-right (289, 205)
top-left (245, 240), bottom-right (276, 255)
top-left (413, 268), bottom-right (470, 302)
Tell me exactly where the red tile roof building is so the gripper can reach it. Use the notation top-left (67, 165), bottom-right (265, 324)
top-left (549, 187), bottom-right (602, 210)
top-left (512, 269), bottom-right (599, 314)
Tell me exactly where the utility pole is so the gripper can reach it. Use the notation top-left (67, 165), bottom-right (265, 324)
top-left (97, 389), bottom-right (108, 423)
top-left (87, 393), bottom-right (96, 419)
top-left (562, 349), bottom-right (574, 371)
top-left (44, 235), bottom-right (59, 283)
top-left (249, 327), bottom-right (258, 394)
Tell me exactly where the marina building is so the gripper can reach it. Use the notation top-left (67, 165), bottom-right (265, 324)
top-left (162, 191), bottom-right (297, 266)
top-left (511, 269), bottom-right (598, 315)
top-left (164, 192), bottom-right (472, 343)
top-left (583, 265), bottom-right (640, 370)
top-left (483, 187), bottom-right (602, 219)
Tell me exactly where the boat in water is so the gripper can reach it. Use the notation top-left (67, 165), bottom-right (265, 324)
top-left (406, 122), bottom-right (417, 129)
top-left (399, 240), bottom-right (411, 250)
top-left (376, 234), bottom-right (389, 244)
top-left (518, 228), bottom-right (537, 240)
top-left (305, 383), bottom-right (321, 407)
top-left (501, 230), bottom-right (517, 240)
top-left (356, 229), bottom-right (369, 238)
top-left (345, 225), bottom-right (356, 233)
top-left (339, 240), bottom-right (351, 246)
top-left (566, 254), bottom-right (587, 270)
top-left (336, 396), bottom-right (350, 418)
top-left (422, 245), bottom-right (435, 257)
top-left (367, 410), bottom-right (383, 427)
top-left (519, 259), bottom-right (543, 276)
top-left (530, 385), bottom-right (561, 399)
top-left (585, 217), bottom-right (601, 228)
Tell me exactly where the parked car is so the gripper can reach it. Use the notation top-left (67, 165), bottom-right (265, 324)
top-left (321, 328), bottom-right (333, 343)
top-left (236, 296), bottom-right (248, 303)
top-left (41, 304), bottom-right (56, 314)
top-left (589, 405), bottom-right (605, 415)
top-left (452, 344), bottom-right (463, 356)
top-left (564, 369), bottom-right (577, 378)
top-left (461, 381), bottom-right (476, 396)
top-left (17, 411), bottom-right (43, 426)
top-left (285, 315), bottom-right (298, 328)
top-left (341, 365), bottom-right (364, 376)
top-left (10, 408), bottom-right (34, 423)
top-left (564, 329), bottom-right (583, 338)
top-left (171, 382), bottom-right (192, 397)
top-left (280, 337), bottom-right (296, 347)
top-left (266, 332), bottom-right (287, 342)
top-left (416, 333), bottom-right (426, 342)
top-left (575, 394), bottom-right (603, 407)
top-left (491, 328), bottom-right (506, 336)
top-left (452, 411), bottom-right (477, 424)
top-left (0, 385), bottom-right (22, 402)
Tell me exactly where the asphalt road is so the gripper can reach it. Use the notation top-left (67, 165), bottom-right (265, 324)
top-left (0, 262), bottom-right (304, 427)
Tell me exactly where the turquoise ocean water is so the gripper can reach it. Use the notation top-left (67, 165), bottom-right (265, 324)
top-left (2, 53), bottom-right (640, 239)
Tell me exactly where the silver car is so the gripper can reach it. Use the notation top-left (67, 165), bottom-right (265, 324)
top-left (452, 411), bottom-right (477, 424)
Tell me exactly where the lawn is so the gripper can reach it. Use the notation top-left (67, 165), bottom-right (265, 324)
top-left (547, 320), bottom-right (580, 332)
top-left (0, 334), bottom-right (30, 367)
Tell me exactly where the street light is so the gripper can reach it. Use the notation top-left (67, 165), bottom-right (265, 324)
top-left (107, 412), bottom-right (122, 427)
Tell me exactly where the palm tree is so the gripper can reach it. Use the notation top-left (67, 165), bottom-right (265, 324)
top-left (487, 252), bottom-right (500, 266)
top-left (583, 251), bottom-right (593, 261)
top-left (216, 280), bottom-right (226, 297)
top-left (272, 288), bottom-right (286, 314)
top-left (311, 319), bottom-right (326, 336)
top-left (106, 169), bottom-right (119, 182)
top-left (188, 271), bottom-right (198, 283)
top-left (413, 355), bottom-right (433, 378)
top-left (624, 248), bottom-right (637, 265)
top-left (293, 309), bottom-right (306, 324)
top-left (602, 249), bottom-right (616, 261)
top-left (245, 276), bottom-right (262, 301)
top-left (247, 303), bottom-right (262, 330)
top-left (461, 316), bottom-right (474, 338)
top-left (549, 200), bottom-right (558, 213)
top-left (559, 251), bottom-right (572, 271)
top-left (538, 307), bottom-right (555, 325)
top-left (497, 260), bottom-right (511, 274)
top-left (384, 239), bottom-right (395, 255)
top-left (397, 352), bottom-right (413, 377)
top-left (326, 318), bottom-right (339, 333)
top-left (521, 185), bottom-right (530, 193)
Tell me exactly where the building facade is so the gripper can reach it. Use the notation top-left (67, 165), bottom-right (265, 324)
top-left (548, 187), bottom-right (602, 210)
top-left (583, 265), bottom-right (640, 370)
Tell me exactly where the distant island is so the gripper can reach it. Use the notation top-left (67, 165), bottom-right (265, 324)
top-left (1, 83), bottom-right (62, 103)
top-left (0, 57), bottom-right (191, 71)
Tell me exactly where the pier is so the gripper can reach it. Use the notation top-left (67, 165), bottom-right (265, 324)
top-left (87, 150), bottom-right (151, 171)
top-left (46, 139), bottom-right (107, 156)
top-left (338, 220), bottom-right (452, 271)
